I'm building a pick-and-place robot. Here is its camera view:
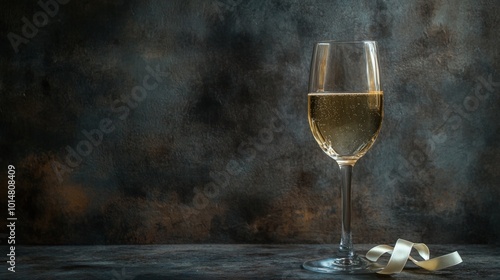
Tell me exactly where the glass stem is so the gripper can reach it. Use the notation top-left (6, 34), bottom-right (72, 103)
top-left (339, 164), bottom-right (355, 259)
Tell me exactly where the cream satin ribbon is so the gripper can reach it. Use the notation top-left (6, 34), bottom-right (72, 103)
top-left (366, 239), bottom-right (463, 274)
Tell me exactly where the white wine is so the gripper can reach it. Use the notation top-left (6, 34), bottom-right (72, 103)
top-left (308, 92), bottom-right (383, 161)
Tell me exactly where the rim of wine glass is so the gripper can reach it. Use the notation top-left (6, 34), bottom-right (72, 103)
top-left (315, 40), bottom-right (377, 44)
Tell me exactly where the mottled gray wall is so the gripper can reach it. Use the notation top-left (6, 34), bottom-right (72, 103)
top-left (0, 0), bottom-right (499, 245)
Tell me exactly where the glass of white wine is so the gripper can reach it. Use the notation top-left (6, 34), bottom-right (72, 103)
top-left (302, 41), bottom-right (383, 273)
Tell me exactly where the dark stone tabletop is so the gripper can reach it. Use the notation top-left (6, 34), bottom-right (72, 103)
top-left (1, 244), bottom-right (498, 279)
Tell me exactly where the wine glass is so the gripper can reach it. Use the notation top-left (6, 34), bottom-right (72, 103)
top-left (302, 41), bottom-right (383, 273)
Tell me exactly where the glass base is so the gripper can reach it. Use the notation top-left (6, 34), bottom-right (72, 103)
top-left (302, 255), bottom-right (382, 274)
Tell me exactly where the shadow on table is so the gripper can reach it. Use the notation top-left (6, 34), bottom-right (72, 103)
top-left (132, 271), bottom-right (393, 280)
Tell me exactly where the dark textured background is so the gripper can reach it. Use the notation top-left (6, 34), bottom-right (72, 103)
top-left (0, 0), bottom-right (499, 245)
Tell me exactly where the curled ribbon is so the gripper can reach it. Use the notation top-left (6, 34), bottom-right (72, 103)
top-left (365, 239), bottom-right (463, 274)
